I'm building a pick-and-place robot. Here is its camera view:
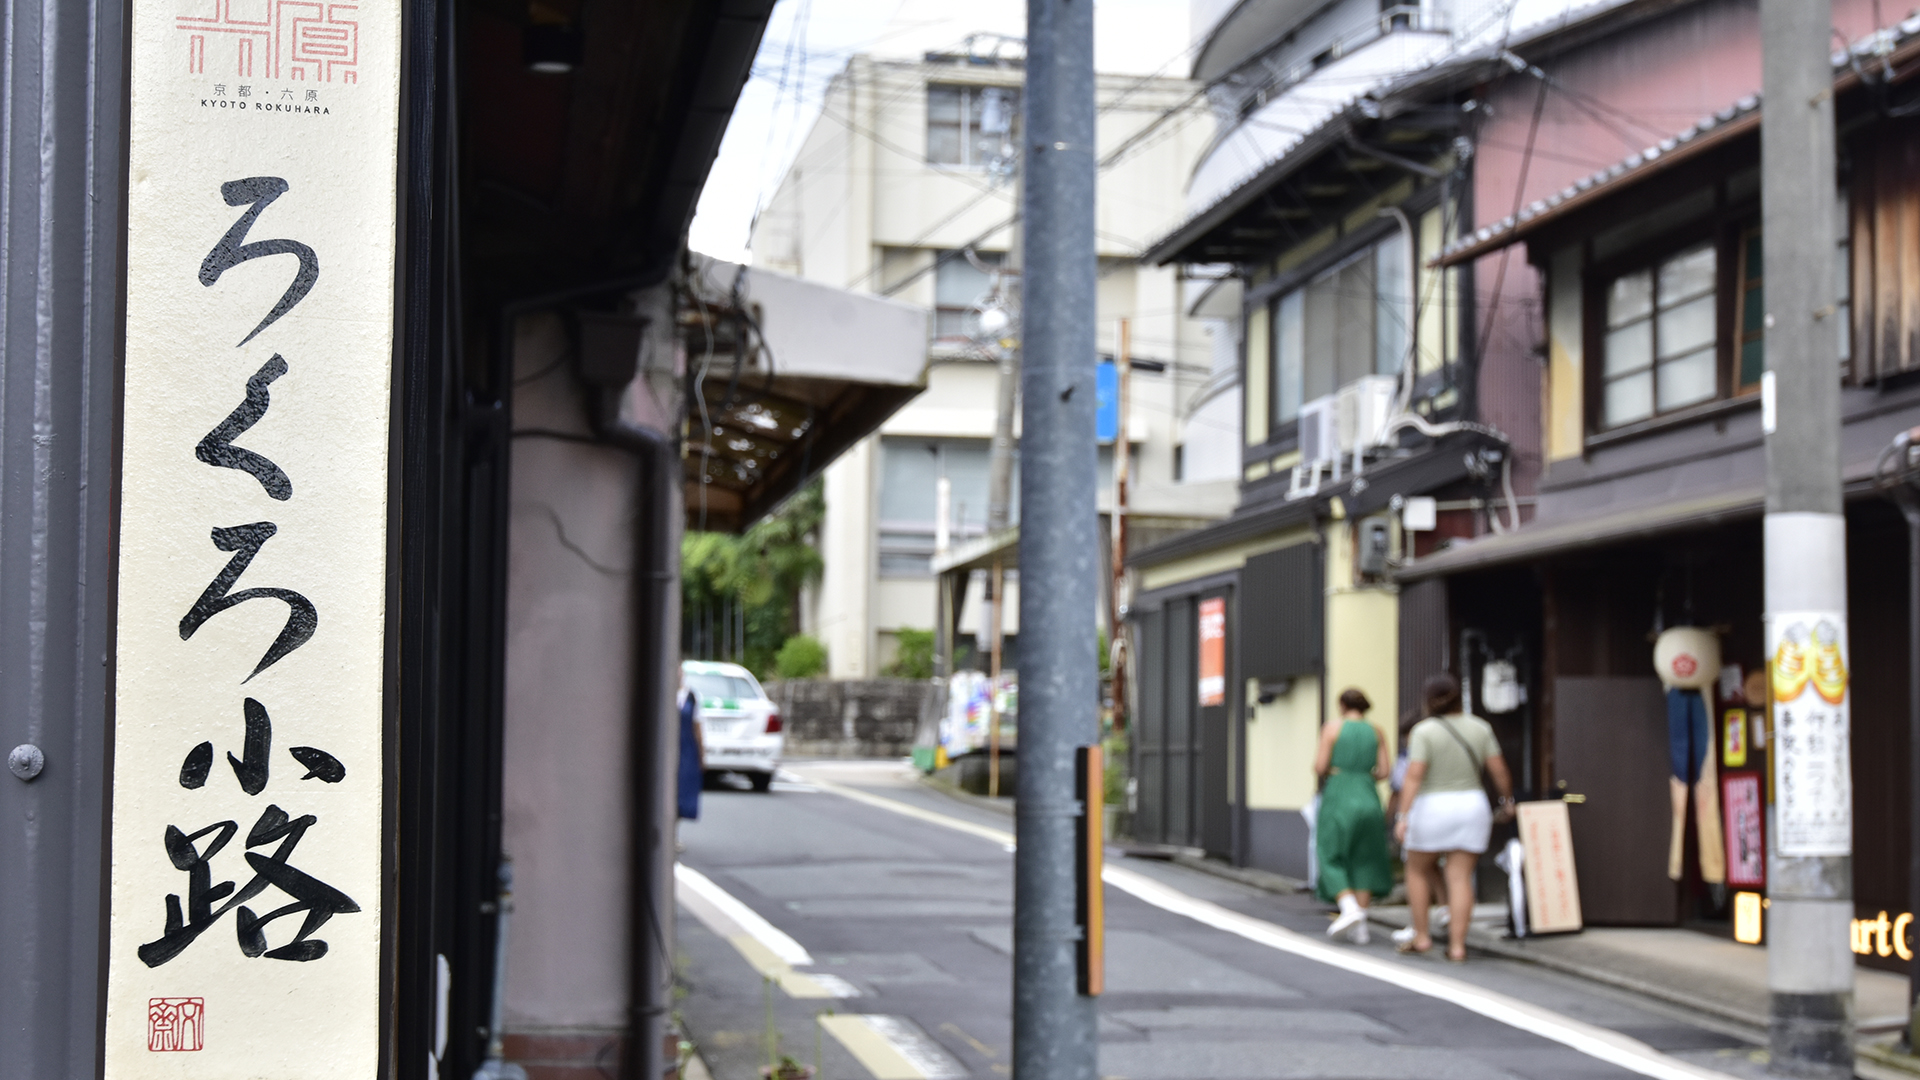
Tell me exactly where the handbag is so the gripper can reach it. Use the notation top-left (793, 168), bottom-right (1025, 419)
top-left (1434, 715), bottom-right (1512, 822)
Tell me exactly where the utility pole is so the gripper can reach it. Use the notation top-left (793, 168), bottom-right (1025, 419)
top-left (1110, 318), bottom-right (1131, 734)
top-left (985, 134), bottom-right (1023, 801)
top-left (1761, 1), bottom-right (1853, 1075)
top-left (1016, 0), bottom-right (1100, 1076)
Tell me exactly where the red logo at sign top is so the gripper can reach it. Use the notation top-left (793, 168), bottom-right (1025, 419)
top-left (1672, 654), bottom-right (1698, 679)
top-left (148, 998), bottom-right (205, 1052)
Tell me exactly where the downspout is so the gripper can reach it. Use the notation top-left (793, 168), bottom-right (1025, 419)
top-left (494, 258), bottom-right (679, 1080)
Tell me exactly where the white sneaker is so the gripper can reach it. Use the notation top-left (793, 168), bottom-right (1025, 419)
top-left (1326, 895), bottom-right (1366, 940)
top-left (1391, 923), bottom-right (1416, 945)
top-left (1348, 920), bottom-right (1370, 945)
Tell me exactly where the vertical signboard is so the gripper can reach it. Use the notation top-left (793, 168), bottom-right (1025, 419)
top-left (1516, 801), bottom-right (1582, 934)
top-left (1768, 614), bottom-right (1852, 856)
top-left (105, 0), bottom-right (401, 1074)
top-left (1197, 597), bottom-right (1226, 707)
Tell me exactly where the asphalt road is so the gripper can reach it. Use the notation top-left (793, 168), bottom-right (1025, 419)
top-left (674, 760), bottom-right (1778, 1080)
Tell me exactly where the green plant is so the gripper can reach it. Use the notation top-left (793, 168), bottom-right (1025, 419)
top-left (1102, 734), bottom-right (1129, 810)
top-left (774, 634), bottom-right (828, 679)
top-left (884, 628), bottom-right (934, 679)
top-left (682, 479), bottom-right (825, 677)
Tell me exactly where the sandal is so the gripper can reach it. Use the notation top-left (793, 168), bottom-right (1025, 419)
top-left (1394, 939), bottom-right (1432, 955)
top-left (1445, 950), bottom-right (1467, 963)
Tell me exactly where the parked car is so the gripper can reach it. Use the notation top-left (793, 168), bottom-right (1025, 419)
top-left (682, 660), bottom-right (783, 791)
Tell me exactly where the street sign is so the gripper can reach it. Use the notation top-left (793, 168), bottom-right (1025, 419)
top-left (1096, 359), bottom-right (1118, 443)
top-left (104, 0), bottom-right (402, 1074)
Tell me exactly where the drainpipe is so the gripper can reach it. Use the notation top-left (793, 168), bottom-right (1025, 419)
top-left (495, 261), bottom-right (679, 1080)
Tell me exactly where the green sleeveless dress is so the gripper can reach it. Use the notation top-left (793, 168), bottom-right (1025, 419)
top-left (1315, 720), bottom-right (1394, 902)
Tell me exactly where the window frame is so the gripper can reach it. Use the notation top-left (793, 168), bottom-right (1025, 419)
top-left (1582, 214), bottom-right (1745, 437)
top-left (926, 82), bottom-right (1019, 170)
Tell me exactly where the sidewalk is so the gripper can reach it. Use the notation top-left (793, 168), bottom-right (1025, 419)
top-left (1365, 905), bottom-right (1920, 1075)
top-left (910, 767), bottom-right (1920, 1074)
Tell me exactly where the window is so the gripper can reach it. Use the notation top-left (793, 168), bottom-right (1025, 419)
top-left (877, 437), bottom-right (1010, 576)
top-left (933, 250), bottom-right (1003, 342)
top-left (1268, 230), bottom-right (1413, 428)
top-left (1600, 243), bottom-right (1717, 428)
top-left (927, 84), bottom-right (1018, 168)
top-left (686, 671), bottom-right (763, 702)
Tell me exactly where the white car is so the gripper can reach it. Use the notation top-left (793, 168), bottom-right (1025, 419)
top-left (683, 660), bottom-right (784, 791)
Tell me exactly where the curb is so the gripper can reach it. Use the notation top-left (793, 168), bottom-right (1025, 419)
top-left (1862, 1041), bottom-right (1920, 1077)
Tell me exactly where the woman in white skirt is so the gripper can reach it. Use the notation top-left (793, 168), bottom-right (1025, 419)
top-left (1393, 674), bottom-right (1513, 961)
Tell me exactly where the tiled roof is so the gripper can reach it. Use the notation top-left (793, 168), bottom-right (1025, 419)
top-left (1437, 12), bottom-right (1920, 264)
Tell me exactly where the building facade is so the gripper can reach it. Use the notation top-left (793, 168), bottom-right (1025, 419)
top-left (750, 45), bottom-right (1234, 678)
top-left (1142, 0), bottom-right (1920, 972)
top-left (1413, 0), bottom-right (1920, 961)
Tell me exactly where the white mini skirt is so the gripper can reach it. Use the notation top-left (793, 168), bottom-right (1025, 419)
top-left (1406, 789), bottom-right (1492, 854)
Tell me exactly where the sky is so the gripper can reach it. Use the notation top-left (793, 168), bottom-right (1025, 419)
top-left (686, 0), bottom-right (1194, 265)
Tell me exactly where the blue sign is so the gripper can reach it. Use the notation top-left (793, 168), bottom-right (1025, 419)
top-left (1096, 360), bottom-right (1118, 444)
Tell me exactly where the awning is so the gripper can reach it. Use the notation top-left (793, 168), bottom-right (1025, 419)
top-left (682, 254), bottom-right (930, 532)
top-left (1396, 487), bottom-right (1764, 581)
top-left (931, 527), bottom-right (1020, 577)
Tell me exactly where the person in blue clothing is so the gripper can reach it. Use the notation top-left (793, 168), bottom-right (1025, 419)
top-left (676, 678), bottom-right (704, 849)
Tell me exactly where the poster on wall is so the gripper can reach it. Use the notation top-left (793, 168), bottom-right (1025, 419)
top-left (103, 0), bottom-right (402, 1074)
top-left (1768, 613), bottom-right (1853, 856)
top-left (1722, 770), bottom-right (1765, 888)
top-left (1197, 597), bottom-right (1226, 707)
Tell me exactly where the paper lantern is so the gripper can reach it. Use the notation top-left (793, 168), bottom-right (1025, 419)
top-left (1654, 627), bottom-right (1720, 691)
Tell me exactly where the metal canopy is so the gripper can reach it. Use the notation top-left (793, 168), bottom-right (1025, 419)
top-left (682, 254), bottom-right (930, 533)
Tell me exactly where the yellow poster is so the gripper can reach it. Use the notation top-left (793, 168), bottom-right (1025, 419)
top-left (104, 0), bottom-right (401, 1074)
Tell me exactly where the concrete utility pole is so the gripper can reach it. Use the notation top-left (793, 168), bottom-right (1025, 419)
top-left (1015, 0), bottom-right (1100, 1075)
top-left (1760, 1), bottom-right (1854, 1075)
top-left (986, 129), bottom-right (1023, 799)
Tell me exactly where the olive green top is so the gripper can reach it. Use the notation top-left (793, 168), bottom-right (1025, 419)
top-left (1407, 713), bottom-right (1500, 793)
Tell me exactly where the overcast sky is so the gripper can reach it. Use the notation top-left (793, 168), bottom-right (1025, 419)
top-left (687, 0), bottom-right (1194, 265)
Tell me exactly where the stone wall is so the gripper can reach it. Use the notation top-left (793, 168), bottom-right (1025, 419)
top-left (764, 678), bottom-right (940, 758)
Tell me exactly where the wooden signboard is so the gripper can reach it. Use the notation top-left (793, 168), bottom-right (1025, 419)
top-left (1518, 801), bottom-right (1584, 934)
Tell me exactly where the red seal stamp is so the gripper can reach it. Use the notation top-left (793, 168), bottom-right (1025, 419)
top-left (148, 997), bottom-right (204, 1051)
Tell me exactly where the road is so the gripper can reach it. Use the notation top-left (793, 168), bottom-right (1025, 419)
top-left (674, 761), bottom-right (1777, 1080)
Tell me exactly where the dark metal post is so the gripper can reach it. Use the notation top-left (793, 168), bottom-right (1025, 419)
top-left (1015, 0), bottom-right (1100, 1076)
top-left (0, 0), bottom-right (126, 1070)
top-left (1761, 0), bottom-right (1853, 1074)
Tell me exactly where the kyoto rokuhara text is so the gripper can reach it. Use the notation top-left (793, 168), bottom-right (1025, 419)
top-left (138, 175), bottom-right (357, 970)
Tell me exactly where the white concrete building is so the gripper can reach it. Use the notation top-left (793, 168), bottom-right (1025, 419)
top-left (751, 42), bottom-right (1238, 678)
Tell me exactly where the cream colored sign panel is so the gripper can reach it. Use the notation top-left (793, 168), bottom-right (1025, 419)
top-left (105, 0), bottom-right (400, 1074)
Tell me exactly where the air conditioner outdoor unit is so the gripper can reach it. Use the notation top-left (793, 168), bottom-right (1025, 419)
top-left (1297, 394), bottom-right (1339, 466)
top-left (1337, 374), bottom-right (1399, 453)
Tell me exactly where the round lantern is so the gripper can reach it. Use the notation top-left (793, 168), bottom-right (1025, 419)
top-left (1654, 626), bottom-right (1720, 691)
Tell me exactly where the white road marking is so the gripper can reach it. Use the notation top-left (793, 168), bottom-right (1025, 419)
top-left (812, 780), bottom-right (1738, 1080)
top-left (820, 1014), bottom-right (968, 1079)
top-left (674, 862), bottom-right (860, 999)
top-left (676, 862), bottom-right (812, 965)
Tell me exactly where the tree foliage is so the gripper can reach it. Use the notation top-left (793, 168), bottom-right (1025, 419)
top-left (883, 628), bottom-right (934, 679)
top-left (681, 479), bottom-right (825, 677)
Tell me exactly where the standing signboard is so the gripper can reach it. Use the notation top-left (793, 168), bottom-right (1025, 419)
top-left (1516, 800), bottom-right (1583, 934)
top-left (1197, 597), bottom-right (1226, 707)
top-left (104, 0), bottom-right (402, 1073)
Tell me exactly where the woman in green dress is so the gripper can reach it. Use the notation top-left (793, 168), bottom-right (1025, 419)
top-left (1315, 687), bottom-right (1394, 943)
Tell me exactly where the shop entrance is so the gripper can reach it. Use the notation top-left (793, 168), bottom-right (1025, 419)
top-left (1555, 675), bottom-right (1679, 924)
top-left (1132, 588), bottom-right (1235, 858)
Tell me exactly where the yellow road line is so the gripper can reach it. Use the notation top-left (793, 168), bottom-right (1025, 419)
top-left (818, 1015), bottom-right (930, 1080)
